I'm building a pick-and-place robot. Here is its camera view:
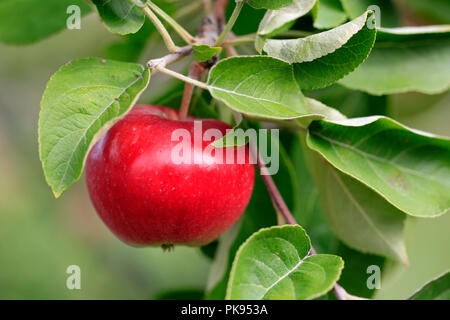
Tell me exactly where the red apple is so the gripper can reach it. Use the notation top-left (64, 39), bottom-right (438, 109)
top-left (86, 105), bottom-right (255, 247)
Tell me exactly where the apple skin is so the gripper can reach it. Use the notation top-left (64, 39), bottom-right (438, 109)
top-left (86, 105), bottom-right (255, 247)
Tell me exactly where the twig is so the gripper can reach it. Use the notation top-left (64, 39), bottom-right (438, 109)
top-left (147, 46), bottom-right (193, 73)
top-left (225, 45), bottom-right (239, 57)
top-left (253, 144), bottom-right (355, 300)
top-left (179, 62), bottom-right (207, 120)
top-left (253, 145), bottom-right (297, 225)
top-left (213, 0), bottom-right (229, 30)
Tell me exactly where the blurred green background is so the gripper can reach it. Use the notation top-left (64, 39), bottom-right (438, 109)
top-left (0, 5), bottom-right (449, 300)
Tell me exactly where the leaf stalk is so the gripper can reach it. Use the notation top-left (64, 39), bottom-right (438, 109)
top-left (214, 2), bottom-right (244, 46)
top-left (147, 1), bottom-right (196, 44)
top-left (140, 2), bottom-right (179, 52)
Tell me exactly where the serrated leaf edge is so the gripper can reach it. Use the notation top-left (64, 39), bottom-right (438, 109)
top-left (38, 58), bottom-right (150, 197)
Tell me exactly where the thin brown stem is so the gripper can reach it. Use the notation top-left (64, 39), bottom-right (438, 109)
top-left (225, 45), bottom-right (238, 57)
top-left (179, 62), bottom-right (207, 120)
top-left (253, 144), bottom-right (297, 225)
top-left (253, 143), bottom-right (356, 300)
top-left (214, 0), bottom-right (229, 30)
top-left (215, 2), bottom-right (243, 46)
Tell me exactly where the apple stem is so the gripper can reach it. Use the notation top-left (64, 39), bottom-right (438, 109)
top-left (179, 62), bottom-right (207, 120)
top-left (253, 143), bottom-right (354, 300)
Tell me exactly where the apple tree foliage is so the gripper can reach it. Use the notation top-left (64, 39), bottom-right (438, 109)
top-left (1, 0), bottom-right (448, 300)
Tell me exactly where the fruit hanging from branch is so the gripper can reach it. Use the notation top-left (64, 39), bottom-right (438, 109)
top-left (85, 105), bottom-right (255, 247)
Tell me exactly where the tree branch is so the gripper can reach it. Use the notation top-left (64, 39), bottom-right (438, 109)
top-left (213, 0), bottom-right (229, 31)
top-left (179, 62), bottom-right (208, 120)
top-left (147, 46), bottom-right (193, 73)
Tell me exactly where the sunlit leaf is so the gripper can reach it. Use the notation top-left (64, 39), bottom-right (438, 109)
top-left (257, 0), bottom-right (317, 51)
top-left (193, 45), bottom-right (222, 62)
top-left (226, 225), bottom-right (344, 300)
top-left (264, 12), bottom-right (376, 90)
top-left (91, 0), bottom-right (145, 35)
top-left (39, 58), bottom-right (150, 197)
top-left (307, 116), bottom-right (450, 217)
top-left (207, 56), bottom-right (309, 119)
top-left (340, 26), bottom-right (450, 95)
top-left (306, 148), bottom-right (408, 262)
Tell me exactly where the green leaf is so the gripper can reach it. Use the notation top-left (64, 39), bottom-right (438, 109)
top-left (0, 0), bottom-right (91, 45)
top-left (291, 136), bottom-right (387, 298)
top-left (207, 56), bottom-right (309, 120)
top-left (340, 25), bottom-right (450, 95)
top-left (226, 225), bottom-right (344, 300)
top-left (91, 0), bottom-right (145, 35)
top-left (265, 11), bottom-right (372, 63)
top-left (192, 45), bottom-right (222, 62)
top-left (206, 176), bottom-right (278, 299)
top-left (264, 12), bottom-right (376, 90)
top-left (306, 148), bottom-right (408, 263)
top-left (103, 0), bottom-right (175, 62)
top-left (307, 116), bottom-right (450, 217)
top-left (39, 58), bottom-right (150, 197)
top-left (312, 0), bottom-right (347, 29)
top-left (257, 0), bottom-right (317, 37)
top-left (408, 271), bottom-right (450, 300)
top-left (211, 130), bottom-right (247, 148)
top-left (247, 0), bottom-right (294, 10)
